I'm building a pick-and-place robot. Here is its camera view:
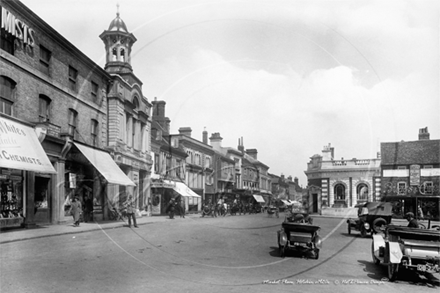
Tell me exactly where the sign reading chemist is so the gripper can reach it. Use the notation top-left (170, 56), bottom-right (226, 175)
top-left (1, 6), bottom-right (36, 48)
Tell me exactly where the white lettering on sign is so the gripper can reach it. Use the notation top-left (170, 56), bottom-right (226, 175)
top-left (1, 6), bottom-right (36, 48)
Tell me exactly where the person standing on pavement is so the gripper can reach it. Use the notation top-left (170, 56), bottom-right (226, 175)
top-left (167, 198), bottom-right (176, 219)
top-left (125, 194), bottom-right (138, 228)
top-left (70, 197), bottom-right (82, 227)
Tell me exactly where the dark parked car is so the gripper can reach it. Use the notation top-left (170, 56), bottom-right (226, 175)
top-left (347, 202), bottom-right (393, 237)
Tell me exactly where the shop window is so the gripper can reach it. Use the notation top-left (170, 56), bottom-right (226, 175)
top-left (397, 182), bottom-right (406, 195)
top-left (1, 175), bottom-right (23, 219)
top-left (91, 119), bottom-right (98, 147)
top-left (38, 95), bottom-right (51, 122)
top-left (68, 108), bottom-right (78, 139)
top-left (0, 76), bottom-right (16, 115)
top-left (68, 66), bottom-right (78, 91)
top-left (39, 45), bottom-right (51, 75)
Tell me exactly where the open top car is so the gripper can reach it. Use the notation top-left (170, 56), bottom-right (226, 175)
top-left (277, 207), bottom-right (321, 259)
top-left (347, 201), bottom-right (393, 237)
top-left (371, 224), bottom-right (440, 281)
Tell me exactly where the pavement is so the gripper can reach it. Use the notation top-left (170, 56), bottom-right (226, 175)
top-left (1, 212), bottom-right (438, 245)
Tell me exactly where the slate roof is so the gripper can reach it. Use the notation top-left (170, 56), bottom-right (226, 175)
top-left (380, 139), bottom-right (440, 165)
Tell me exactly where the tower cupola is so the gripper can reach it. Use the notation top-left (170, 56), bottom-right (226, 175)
top-left (99, 5), bottom-right (137, 74)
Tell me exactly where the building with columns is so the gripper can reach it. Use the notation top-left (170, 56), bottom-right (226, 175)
top-left (100, 10), bottom-right (153, 217)
top-left (305, 143), bottom-right (381, 210)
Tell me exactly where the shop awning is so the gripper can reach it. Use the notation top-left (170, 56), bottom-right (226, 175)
top-left (253, 194), bottom-right (266, 203)
top-left (173, 182), bottom-right (201, 198)
top-left (73, 143), bottom-right (135, 186)
top-left (281, 200), bottom-right (292, 206)
top-left (0, 117), bottom-right (56, 174)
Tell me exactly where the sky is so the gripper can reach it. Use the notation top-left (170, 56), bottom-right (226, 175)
top-left (20, 0), bottom-right (439, 185)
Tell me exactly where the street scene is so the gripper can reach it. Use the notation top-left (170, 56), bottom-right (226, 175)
top-left (0, 0), bottom-right (439, 292)
top-left (1, 213), bottom-right (439, 292)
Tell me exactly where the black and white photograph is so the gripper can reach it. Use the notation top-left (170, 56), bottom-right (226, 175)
top-left (0, 0), bottom-right (439, 292)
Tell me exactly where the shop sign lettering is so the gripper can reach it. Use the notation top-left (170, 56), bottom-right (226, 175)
top-left (1, 6), bottom-right (36, 48)
top-left (410, 165), bottom-right (420, 186)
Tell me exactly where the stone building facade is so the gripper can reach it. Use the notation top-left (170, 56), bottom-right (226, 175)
top-left (305, 143), bottom-right (381, 210)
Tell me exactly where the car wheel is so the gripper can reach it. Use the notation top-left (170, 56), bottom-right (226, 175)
top-left (388, 263), bottom-right (399, 281)
top-left (372, 218), bottom-right (387, 234)
top-left (347, 224), bottom-right (351, 235)
top-left (279, 245), bottom-right (286, 258)
top-left (371, 243), bottom-right (380, 265)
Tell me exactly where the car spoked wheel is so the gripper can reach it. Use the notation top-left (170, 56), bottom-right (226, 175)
top-left (388, 263), bottom-right (399, 281)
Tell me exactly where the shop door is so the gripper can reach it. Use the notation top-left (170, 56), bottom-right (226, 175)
top-left (34, 177), bottom-right (50, 223)
top-left (313, 194), bottom-right (318, 213)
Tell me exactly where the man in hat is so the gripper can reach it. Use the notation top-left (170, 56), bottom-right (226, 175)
top-left (125, 194), bottom-right (138, 228)
top-left (405, 212), bottom-right (419, 228)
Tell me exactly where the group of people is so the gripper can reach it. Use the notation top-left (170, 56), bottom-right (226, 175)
top-left (166, 197), bottom-right (185, 219)
top-left (69, 195), bottom-right (93, 227)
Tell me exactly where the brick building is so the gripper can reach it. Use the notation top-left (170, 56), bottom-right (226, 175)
top-left (381, 127), bottom-right (440, 220)
top-left (0, 1), bottom-right (137, 227)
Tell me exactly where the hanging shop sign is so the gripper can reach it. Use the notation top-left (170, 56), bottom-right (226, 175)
top-left (1, 6), bottom-right (36, 48)
top-left (410, 164), bottom-right (421, 186)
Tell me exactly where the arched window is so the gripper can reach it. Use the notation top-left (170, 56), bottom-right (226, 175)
top-left (0, 76), bottom-right (16, 115)
top-left (334, 184), bottom-right (345, 201)
top-left (120, 48), bottom-right (125, 62)
top-left (357, 184), bottom-right (368, 201)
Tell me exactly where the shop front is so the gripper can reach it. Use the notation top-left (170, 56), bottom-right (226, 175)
top-left (151, 179), bottom-right (201, 215)
top-left (0, 116), bottom-right (57, 228)
top-left (64, 142), bottom-right (135, 221)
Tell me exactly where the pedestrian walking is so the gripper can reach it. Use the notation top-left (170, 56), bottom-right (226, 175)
top-left (166, 198), bottom-right (176, 219)
top-left (177, 196), bottom-right (185, 218)
top-left (70, 197), bottom-right (82, 227)
top-left (83, 195), bottom-right (93, 223)
top-left (125, 194), bottom-right (138, 228)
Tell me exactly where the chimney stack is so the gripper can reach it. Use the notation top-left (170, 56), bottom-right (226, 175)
top-left (245, 149), bottom-right (258, 160)
top-left (419, 127), bottom-right (430, 140)
top-left (238, 137), bottom-right (244, 152)
top-left (178, 127), bottom-right (192, 137)
top-left (202, 127), bottom-right (208, 144)
top-left (209, 132), bottom-right (223, 150)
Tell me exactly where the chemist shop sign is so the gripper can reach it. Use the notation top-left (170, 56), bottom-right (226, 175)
top-left (1, 6), bottom-right (36, 52)
top-left (0, 117), bottom-right (55, 174)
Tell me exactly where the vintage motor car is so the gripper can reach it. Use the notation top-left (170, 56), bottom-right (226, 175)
top-left (371, 224), bottom-right (440, 281)
top-left (277, 210), bottom-right (322, 259)
top-left (347, 201), bottom-right (393, 237)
